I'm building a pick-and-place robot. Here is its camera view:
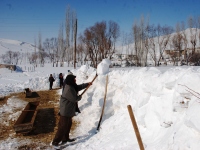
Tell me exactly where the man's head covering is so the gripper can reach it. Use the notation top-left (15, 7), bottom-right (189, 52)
top-left (65, 74), bottom-right (76, 85)
top-left (68, 70), bottom-right (73, 75)
top-left (65, 74), bottom-right (78, 92)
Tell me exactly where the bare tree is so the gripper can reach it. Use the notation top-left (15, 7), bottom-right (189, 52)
top-left (189, 52), bottom-right (200, 65)
top-left (70, 9), bottom-right (77, 67)
top-left (143, 23), bottom-right (151, 66)
top-left (12, 52), bottom-right (21, 65)
top-left (1, 51), bottom-right (21, 65)
top-left (43, 38), bottom-right (51, 62)
top-left (198, 16), bottom-right (200, 49)
top-left (107, 20), bottom-right (120, 59)
top-left (82, 27), bottom-right (99, 68)
top-left (143, 16), bottom-right (150, 66)
top-left (7, 51), bottom-right (13, 64)
top-left (188, 16), bottom-right (198, 57)
top-left (171, 23), bottom-right (184, 65)
top-left (43, 37), bottom-right (58, 67)
top-left (58, 23), bottom-right (65, 67)
top-left (43, 39), bottom-right (58, 67)
top-left (157, 25), bottom-right (173, 65)
top-left (145, 23), bottom-right (173, 66)
top-left (29, 53), bottom-right (38, 65)
top-left (65, 5), bottom-right (71, 66)
top-left (181, 21), bottom-right (189, 65)
top-left (38, 33), bottom-right (45, 66)
top-left (168, 51), bottom-right (179, 66)
top-left (65, 5), bottom-right (76, 67)
top-left (78, 34), bottom-right (89, 65)
top-left (80, 20), bottom-right (120, 68)
top-left (133, 22), bottom-right (140, 66)
top-left (123, 32), bottom-right (133, 65)
top-left (119, 31), bottom-right (126, 66)
top-left (148, 24), bottom-right (158, 66)
top-left (51, 38), bottom-right (58, 67)
top-left (0, 54), bottom-right (7, 64)
top-left (132, 16), bottom-right (149, 66)
top-left (77, 40), bottom-right (84, 65)
top-left (34, 39), bottom-right (38, 67)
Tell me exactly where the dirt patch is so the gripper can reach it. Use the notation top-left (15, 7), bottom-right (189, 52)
top-left (32, 108), bottom-right (56, 134)
top-left (0, 89), bottom-right (80, 149)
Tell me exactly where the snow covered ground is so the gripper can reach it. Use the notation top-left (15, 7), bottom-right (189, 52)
top-left (1, 61), bottom-right (200, 150)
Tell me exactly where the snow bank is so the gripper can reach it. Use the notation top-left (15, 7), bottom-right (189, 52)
top-left (1, 65), bottom-right (200, 149)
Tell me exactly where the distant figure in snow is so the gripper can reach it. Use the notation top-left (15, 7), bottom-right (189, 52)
top-left (59, 73), bottom-right (64, 88)
top-left (51, 74), bottom-right (92, 149)
top-left (49, 74), bottom-right (55, 90)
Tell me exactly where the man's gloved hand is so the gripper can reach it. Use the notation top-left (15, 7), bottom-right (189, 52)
top-left (78, 95), bottom-right (82, 99)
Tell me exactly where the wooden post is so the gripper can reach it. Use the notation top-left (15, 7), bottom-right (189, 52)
top-left (73, 19), bottom-right (77, 69)
top-left (127, 105), bottom-right (145, 150)
top-left (96, 75), bottom-right (108, 131)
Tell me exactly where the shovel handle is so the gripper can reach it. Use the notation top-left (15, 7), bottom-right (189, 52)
top-left (80, 73), bottom-right (98, 96)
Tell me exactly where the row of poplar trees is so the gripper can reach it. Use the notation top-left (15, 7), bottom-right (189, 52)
top-left (32, 5), bottom-right (120, 68)
top-left (33, 7), bottom-right (200, 68)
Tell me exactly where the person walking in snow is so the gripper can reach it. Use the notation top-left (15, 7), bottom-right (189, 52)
top-left (51, 74), bottom-right (91, 149)
top-left (59, 73), bottom-right (64, 88)
top-left (49, 74), bottom-right (55, 90)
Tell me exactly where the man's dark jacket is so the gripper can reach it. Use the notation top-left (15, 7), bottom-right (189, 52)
top-left (60, 75), bottom-right (88, 117)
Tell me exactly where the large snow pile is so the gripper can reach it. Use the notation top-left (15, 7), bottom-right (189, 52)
top-left (1, 62), bottom-right (200, 149)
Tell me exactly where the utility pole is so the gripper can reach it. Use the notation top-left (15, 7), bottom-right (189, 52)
top-left (74, 19), bottom-right (77, 69)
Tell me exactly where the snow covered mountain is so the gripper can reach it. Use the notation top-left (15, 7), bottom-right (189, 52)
top-left (117, 28), bottom-right (200, 54)
top-left (0, 38), bottom-right (36, 55)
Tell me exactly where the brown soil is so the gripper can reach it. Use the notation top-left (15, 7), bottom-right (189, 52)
top-left (0, 88), bottom-right (80, 150)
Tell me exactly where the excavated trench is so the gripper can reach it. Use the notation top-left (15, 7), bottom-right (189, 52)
top-left (0, 89), bottom-right (79, 150)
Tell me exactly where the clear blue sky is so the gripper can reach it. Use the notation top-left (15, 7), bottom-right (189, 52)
top-left (0, 0), bottom-right (200, 44)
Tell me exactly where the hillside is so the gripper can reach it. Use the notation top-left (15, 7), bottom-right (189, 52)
top-left (117, 28), bottom-right (200, 54)
top-left (0, 38), bottom-right (36, 55)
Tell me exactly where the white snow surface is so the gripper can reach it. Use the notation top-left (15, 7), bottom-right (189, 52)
top-left (1, 60), bottom-right (200, 150)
